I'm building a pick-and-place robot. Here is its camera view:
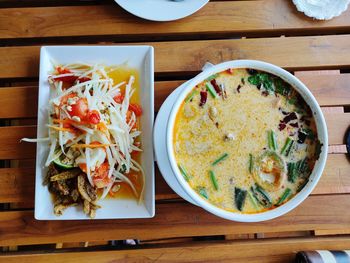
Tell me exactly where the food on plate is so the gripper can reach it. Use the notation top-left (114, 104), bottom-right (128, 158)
top-left (25, 63), bottom-right (145, 218)
top-left (173, 68), bottom-right (322, 213)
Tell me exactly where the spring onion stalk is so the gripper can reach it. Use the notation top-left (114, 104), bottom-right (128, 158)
top-left (247, 190), bottom-right (259, 209)
top-left (178, 164), bottom-right (190, 181)
top-left (297, 179), bottom-right (309, 192)
top-left (255, 185), bottom-right (272, 206)
top-left (268, 130), bottom-right (278, 151)
top-left (212, 153), bottom-right (228, 166)
top-left (206, 73), bottom-right (218, 82)
top-left (198, 187), bottom-right (208, 199)
top-left (209, 170), bottom-right (219, 190)
top-left (287, 162), bottom-right (297, 183)
top-left (276, 188), bottom-right (291, 206)
top-left (281, 137), bottom-right (293, 156)
top-left (206, 82), bottom-right (218, 98)
top-left (249, 154), bottom-right (254, 174)
top-left (185, 90), bottom-right (198, 103)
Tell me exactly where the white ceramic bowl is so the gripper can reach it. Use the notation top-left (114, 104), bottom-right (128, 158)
top-left (166, 60), bottom-right (328, 222)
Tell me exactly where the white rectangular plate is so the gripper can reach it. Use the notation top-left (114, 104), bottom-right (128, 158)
top-left (35, 46), bottom-right (154, 220)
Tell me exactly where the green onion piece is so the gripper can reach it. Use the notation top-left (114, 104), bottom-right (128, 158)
top-left (178, 164), bottom-right (190, 181)
top-left (185, 90), bottom-right (198, 103)
top-left (297, 179), bottom-right (309, 193)
top-left (212, 153), bottom-right (228, 166)
top-left (206, 73), bottom-right (218, 82)
top-left (276, 188), bottom-right (292, 206)
top-left (247, 190), bottom-right (259, 210)
top-left (209, 170), bottom-right (219, 190)
top-left (268, 130), bottom-right (278, 151)
top-left (281, 137), bottom-right (293, 156)
top-left (249, 154), bottom-right (254, 174)
top-left (255, 184), bottom-right (272, 206)
top-left (206, 82), bottom-right (218, 98)
top-left (234, 187), bottom-right (247, 211)
top-left (197, 187), bottom-right (208, 199)
top-left (287, 162), bottom-right (297, 183)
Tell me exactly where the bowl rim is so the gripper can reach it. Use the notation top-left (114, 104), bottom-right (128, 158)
top-left (166, 59), bottom-right (328, 222)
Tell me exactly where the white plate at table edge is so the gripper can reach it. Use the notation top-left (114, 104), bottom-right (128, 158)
top-left (115, 0), bottom-right (209, 22)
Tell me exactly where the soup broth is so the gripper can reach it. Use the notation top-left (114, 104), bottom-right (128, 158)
top-left (173, 68), bottom-right (321, 213)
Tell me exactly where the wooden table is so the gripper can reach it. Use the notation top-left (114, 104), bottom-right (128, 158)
top-left (0, 0), bottom-right (350, 262)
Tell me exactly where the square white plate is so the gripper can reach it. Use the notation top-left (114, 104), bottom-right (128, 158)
top-left (35, 46), bottom-right (154, 220)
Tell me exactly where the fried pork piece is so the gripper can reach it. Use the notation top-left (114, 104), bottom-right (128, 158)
top-left (46, 163), bottom-right (100, 218)
top-left (50, 169), bottom-right (80, 182)
top-left (77, 175), bottom-right (97, 202)
top-left (44, 163), bottom-right (59, 185)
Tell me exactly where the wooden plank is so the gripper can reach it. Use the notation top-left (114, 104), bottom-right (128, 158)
top-left (2, 73), bottom-right (350, 119)
top-left (0, 87), bottom-right (37, 119)
top-left (0, 194), bottom-right (350, 246)
top-left (2, 35), bottom-right (350, 79)
top-left (1, 0), bottom-right (350, 40)
top-left (2, 236), bottom-right (350, 263)
top-left (313, 154), bottom-right (350, 195)
top-left (297, 74), bottom-right (350, 106)
top-left (324, 112), bottom-right (350, 145)
top-left (0, 126), bottom-right (36, 160)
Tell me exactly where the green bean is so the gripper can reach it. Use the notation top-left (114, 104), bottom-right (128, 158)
top-left (178, 164), bottom-right (190, 181)
top-left (209, 170), bottom-right (219, 191)
top-left (212, 153), bottom-right (228, 166)
top-left (206, 82), bottom-right (218, 98)
top-left (276, 188), bottom-right (292, 206)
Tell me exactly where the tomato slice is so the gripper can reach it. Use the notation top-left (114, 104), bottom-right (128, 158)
top-left (87, 110), bottom-right (100, 125)
top-left (93, 162), bottom-right (111, 188)
top-left (68, 98), bottom-right (89, 120)
top-left (60, 92), bottom-right (77, 106)
top-left (128, 103), bottom-right (142, 116)
top-left (113, 93), bottom-right (124, 104)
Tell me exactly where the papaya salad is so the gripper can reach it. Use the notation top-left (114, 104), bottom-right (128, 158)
top-left (25, 64), bottom-right (145, 218)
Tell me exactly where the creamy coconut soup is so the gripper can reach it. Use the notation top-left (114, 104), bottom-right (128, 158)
top-left (173, 68), bottom-right (321, 213)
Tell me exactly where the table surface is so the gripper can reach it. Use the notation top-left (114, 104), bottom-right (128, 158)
top-left (0, 0), bottom-right (350, 262)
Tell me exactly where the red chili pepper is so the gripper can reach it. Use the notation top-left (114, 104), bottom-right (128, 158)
top-left (199, 91), bottom-right (207, 107)
top-left (87, 110), bottom-right (101, 125)
top-left (210, 79), bottom-right (222, 95)
top-left (226, 68), bottom-right (234, 74)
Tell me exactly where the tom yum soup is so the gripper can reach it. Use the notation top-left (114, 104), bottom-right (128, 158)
top-left (173, 68), bottom-right (322, 213)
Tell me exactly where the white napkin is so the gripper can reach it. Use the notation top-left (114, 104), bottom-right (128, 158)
top-left (293, 0), bottom-right (350, 20)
